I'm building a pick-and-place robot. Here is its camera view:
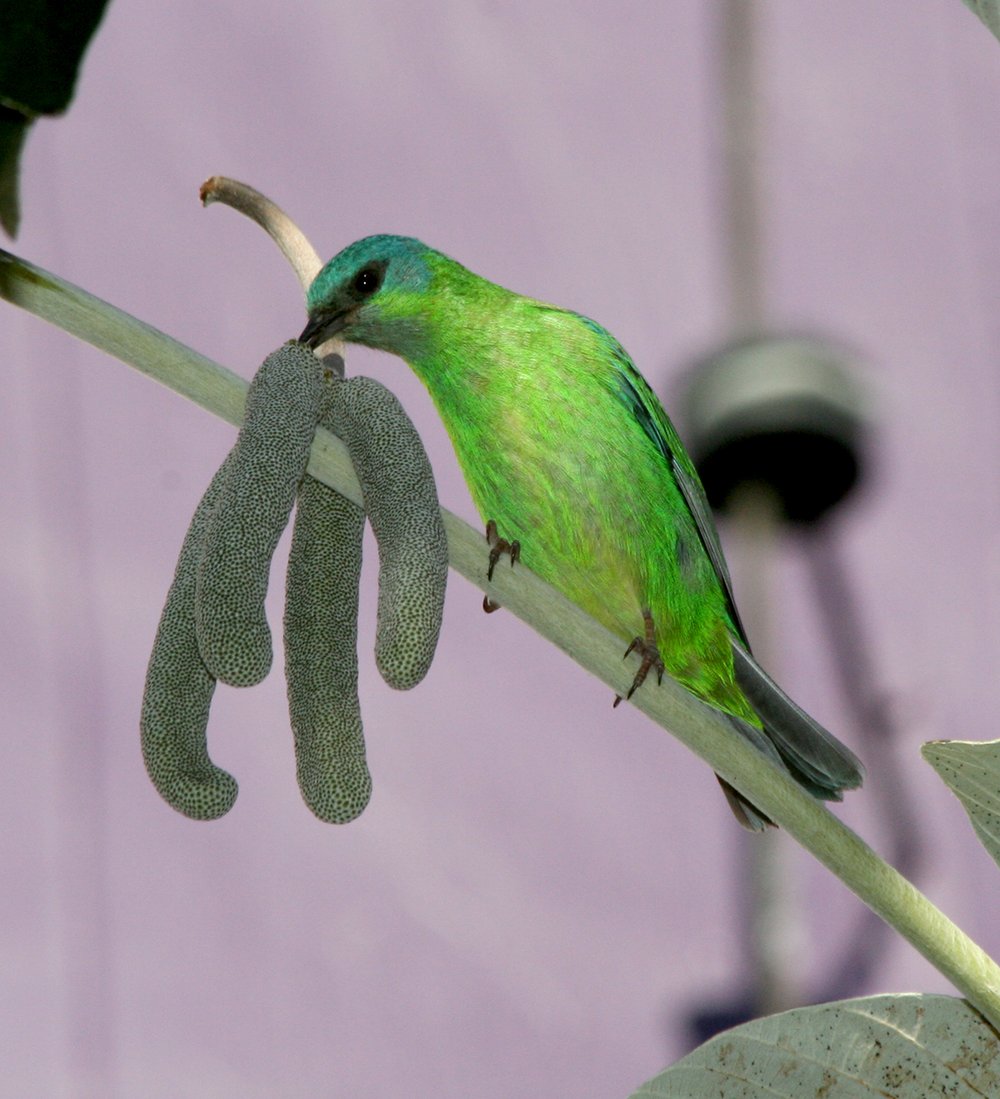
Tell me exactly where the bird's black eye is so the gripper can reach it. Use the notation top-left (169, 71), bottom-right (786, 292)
top-left (352, 265), bottom-right (383, 297)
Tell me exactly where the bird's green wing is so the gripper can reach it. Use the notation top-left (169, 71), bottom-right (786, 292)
top-left (605, 332), bottom-right (865, 793)
top-left (583, 317), bottom-right (750, 647)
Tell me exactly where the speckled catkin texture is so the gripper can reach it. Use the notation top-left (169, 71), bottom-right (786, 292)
top-left (329, 376), bottom-right (448, 690)
top-left (195, 343), bottom-right (325, 687)
top-left (140, 458), bottom-right (238, 820)
top-left (142, 349), bottom-right (446, 823)
top-left (284, 468), bottom-right (371, 823)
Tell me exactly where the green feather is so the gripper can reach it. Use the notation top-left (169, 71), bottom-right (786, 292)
top-left (303, 236), bottom-right (864, 825)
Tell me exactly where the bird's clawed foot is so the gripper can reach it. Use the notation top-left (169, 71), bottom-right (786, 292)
top-left (483, 519), bottom-right (521, 613)
top-left (613, 608), bottom-right (664, 707)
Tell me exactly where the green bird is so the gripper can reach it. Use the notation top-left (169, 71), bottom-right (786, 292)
top-left (299, 236), bottom-right (864, 829)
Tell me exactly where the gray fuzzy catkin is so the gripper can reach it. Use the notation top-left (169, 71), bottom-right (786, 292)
top-left (195, 343), bottom-right (325, 687)
top-left (284, 467), bottom-right (371, 823)
top-left (328, 376), bottom-right (448, 691)
top-left (144, 347), bottom-right (445, 824)
top-left (141, 457), bottom-right (238, 820)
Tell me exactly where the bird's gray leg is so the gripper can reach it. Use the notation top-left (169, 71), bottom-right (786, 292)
top-left (613, 608), bottom-right (665, 707)
top-left (482, 518), bottom-right (521, 613)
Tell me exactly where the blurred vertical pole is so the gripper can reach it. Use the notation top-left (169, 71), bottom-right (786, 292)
top-left (716, 0), bottom-right (800, 1015)
top-left (719, 0), bottom-right (763, 336)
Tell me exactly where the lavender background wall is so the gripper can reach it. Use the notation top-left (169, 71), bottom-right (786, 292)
top-left (4, 2), bottom-right (1000, 1095)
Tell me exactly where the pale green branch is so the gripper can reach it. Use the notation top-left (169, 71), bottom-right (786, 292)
top-left (4, 247), bottom-right (1000, 1028)
top-left (962, 0), bottom-right (1000, 43)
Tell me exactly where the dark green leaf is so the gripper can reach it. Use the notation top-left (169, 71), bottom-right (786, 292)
top-left (0, 0), bottom-right (110, 235)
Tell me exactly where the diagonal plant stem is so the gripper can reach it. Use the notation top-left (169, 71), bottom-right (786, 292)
top-left (3, 246), bottom-right (1000, 1028)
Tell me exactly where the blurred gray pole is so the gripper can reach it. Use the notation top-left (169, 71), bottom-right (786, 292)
top-left (720, 0), bottom-right (764, 335)
top-left (717, 0), bottom-right (800, 1015)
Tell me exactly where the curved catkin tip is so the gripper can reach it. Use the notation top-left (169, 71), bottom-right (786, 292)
top-left (284, 470), bottom-right (372, 823)
top-left (195, 343), bottom-right (325, 687)
top-left (328, 376), bottom-right (448, 691)
top-left (141, 460), bottom-right (239, 820)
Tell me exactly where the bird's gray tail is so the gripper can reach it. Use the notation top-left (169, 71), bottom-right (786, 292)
top-left (731, 639), bottom-right (865, 796)
top-left (721, 639), bottom-right (865, 831)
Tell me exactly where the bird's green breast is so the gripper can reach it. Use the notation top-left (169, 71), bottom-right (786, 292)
top-left (402, 291), bottom-right (744, 709)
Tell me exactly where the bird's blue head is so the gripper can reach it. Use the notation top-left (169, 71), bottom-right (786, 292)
top-left (299, 234), bottom-right (437, 357)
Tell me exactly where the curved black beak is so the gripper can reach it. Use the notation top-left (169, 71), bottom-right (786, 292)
top-left (298, 309), bottom-right (348, 349)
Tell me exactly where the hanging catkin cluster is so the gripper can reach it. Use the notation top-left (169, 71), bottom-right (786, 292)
top-left (141, 341), bottom-right (448, 822)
